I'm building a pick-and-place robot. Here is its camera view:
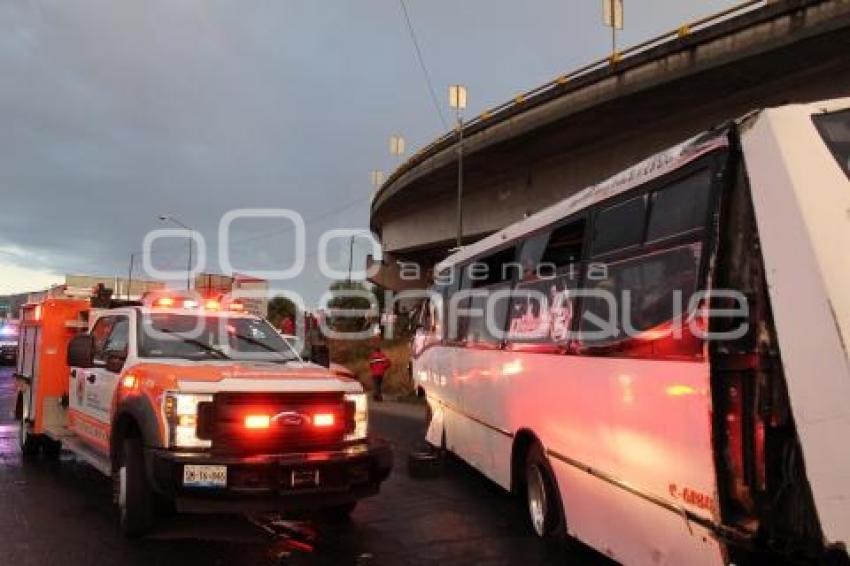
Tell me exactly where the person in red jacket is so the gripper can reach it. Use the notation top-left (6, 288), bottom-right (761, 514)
top-left (280, 315), bottom-right (295, 336)
top-left (368, 345), bottom-right (391, 401)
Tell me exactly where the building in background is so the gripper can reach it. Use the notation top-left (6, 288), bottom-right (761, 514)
top-left (231, 273), bottom-right (269, 319)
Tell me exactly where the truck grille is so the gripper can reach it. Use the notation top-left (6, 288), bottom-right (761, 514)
top-left (197, 392), bottom-right (353, 454)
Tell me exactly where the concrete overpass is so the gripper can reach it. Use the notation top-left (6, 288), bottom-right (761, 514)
top-left (369, 0), bottom-right (850, 290)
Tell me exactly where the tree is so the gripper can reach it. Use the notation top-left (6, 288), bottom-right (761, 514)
top-left (267, 295), bottom-right (297, 328)
top-left (326, 280), bottom-right (377, 332)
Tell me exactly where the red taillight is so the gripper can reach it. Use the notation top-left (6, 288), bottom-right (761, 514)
top-left (244, 415), bottom-right (271, 429)
top-left (313, 413), bottom-right (335, 428)
top-left (204, 299), bottom-right (220, 311)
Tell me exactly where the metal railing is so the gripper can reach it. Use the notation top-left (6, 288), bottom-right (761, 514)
top-left (372, 0), bottom-right (769, 205)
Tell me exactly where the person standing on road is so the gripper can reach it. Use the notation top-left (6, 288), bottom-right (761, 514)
top-left (368, 345), bottom-right (391, 402)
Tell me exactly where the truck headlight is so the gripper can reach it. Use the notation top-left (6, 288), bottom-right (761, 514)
top-left (344, 392), bottom-right (368, 442)
top-left (164, 392), bottom-right (212, 449)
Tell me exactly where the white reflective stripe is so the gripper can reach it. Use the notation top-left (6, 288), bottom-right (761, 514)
top-left (177, 377), bottom-right (362, 394)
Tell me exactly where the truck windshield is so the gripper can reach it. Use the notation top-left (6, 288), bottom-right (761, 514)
top-left (138, 313), bottom-right (301, 363)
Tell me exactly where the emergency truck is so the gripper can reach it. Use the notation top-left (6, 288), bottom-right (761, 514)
top-left (14, 288), bottom-right (392, 537)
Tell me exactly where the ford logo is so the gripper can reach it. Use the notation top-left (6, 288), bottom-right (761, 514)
top-left (271, 411), bottom-right (308, 426)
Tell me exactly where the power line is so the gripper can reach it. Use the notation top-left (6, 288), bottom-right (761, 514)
top-left (398, 0), bottom-right (448, 130)
top-left (137, 193), bottom-right (373, 274)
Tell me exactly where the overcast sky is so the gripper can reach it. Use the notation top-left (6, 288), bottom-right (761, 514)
top-left (0, 0), bottom-right (738, 303)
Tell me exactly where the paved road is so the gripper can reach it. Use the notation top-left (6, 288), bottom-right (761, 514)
top-left (0, 366), bottom-right (606, 565)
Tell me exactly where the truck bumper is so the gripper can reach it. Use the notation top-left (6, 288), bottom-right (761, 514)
top-left (145, 439), bottom-right (393, 514)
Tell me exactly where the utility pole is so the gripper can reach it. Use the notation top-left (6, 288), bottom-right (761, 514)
top-left (158, 215), bottom-right (194, 290)
top-left (347, 235), bottom-right (355, 284)
top-left (449, 85), bottom-right (467, 249)
top-left (127, 253), bottom-right (135, 301)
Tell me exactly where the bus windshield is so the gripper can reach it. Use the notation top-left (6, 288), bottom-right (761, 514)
top-left (138, 313), bottom-right (301, 363)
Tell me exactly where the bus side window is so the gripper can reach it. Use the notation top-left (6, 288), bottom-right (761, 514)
top-left (591, 196), bottom-right (647, 257)
top-left (579, 244), bottom-right (702, 350)
top-left (813, 108), bottom-right (850, 179)
top-left (541, 219), bottom-right (585, 268)
top-left (646, 169), bottom-right (713, 243)
top-left (507, 220), bottom-right (585, 345)
top-left (518, 232), bottom-right (549, 281)
top-left (462, 246), bottom-right (517, 344)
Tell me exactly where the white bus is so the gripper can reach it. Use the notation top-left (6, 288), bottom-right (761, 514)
top-left (411, 99), bottom-right (850, 564)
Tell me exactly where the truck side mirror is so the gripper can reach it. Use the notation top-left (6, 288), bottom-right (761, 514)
top-left (67, 335), bottom-right (95, 368)
top-left (310, 344), bottom-right (330, 368)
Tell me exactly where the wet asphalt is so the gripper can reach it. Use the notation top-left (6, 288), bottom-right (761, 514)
top-left (0, 365), bottom-right (606, 565)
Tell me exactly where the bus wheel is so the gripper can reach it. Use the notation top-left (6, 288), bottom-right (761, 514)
top-left (19, 419), bottom-right (40, 458)
top-left (117, 437), bottom-right (154, 538)
top-left (525, 443), bottom-right (563, 538)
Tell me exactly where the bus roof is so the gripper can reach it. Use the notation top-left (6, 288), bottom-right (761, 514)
top-left (436, 127), bottom-right (730, 273)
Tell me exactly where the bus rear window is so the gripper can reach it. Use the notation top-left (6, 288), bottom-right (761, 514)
top-left (813, 109), bottom-right (850, 180)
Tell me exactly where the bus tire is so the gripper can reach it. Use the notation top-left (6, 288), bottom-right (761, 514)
top-left (118, 437), bottom-right (154, 538)
top-left (524, 443), bottom-right (564, 538)
top-left (407, 448), bottom-right (443, 478)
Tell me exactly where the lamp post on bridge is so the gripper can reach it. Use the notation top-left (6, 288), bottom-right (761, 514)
top-left (389, 135), bottom-right (406, 164)
top-left (370, 169), bottom-right (385, 195)
top-left (603, 0), bottom-right (624, 59)
top-left (449, 84), bottom-right (467, 249)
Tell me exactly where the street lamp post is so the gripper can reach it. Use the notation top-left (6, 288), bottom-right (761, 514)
top-left (603, 0), bottom-right (624, 57)
top-left (389, 135), bottom-right (406, 163)
top-left (158, 214), bottom-right (194, 290)
top-left (370, 170), bottom-right (385, 195)
top-left (449, 85), bottom-right (467, 249)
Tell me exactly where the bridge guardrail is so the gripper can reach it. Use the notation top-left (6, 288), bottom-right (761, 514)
top-left (372, 0), bottom-right (767, 206)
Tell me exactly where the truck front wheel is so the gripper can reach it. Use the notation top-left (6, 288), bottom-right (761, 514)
top-left (117, 437), bottom-right (154, 538)
top-left (18, 419), bottom-right (40, 458)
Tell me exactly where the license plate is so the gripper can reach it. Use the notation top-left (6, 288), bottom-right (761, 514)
top-left (291, 468), bottom-right (320, 489)
top-left (183, 464), bottom-right (227, 488)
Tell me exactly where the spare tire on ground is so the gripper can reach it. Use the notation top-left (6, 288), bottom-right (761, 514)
top-left (407, 448), bottom-right (443, 479)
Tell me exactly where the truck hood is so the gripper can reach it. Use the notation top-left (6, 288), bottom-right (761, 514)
top-left (128, 359), bottom-right (363, 395)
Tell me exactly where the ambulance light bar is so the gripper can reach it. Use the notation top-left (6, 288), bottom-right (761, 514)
top-left (150, 295), bottom-right (245, 312)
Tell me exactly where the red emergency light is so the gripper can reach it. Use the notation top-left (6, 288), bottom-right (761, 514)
top-left (152, 296), bottom-right (175, 308)
top-left (242, 412), bottom-right (336, 430)
top-left (244, 414), bottom-right (271, 429)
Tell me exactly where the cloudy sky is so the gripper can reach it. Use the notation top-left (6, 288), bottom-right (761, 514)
top-left (0, 0), bottom-right (738, 303)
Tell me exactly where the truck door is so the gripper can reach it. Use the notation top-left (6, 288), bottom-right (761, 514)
top-left (70, 315), bottom-right (128, 449)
